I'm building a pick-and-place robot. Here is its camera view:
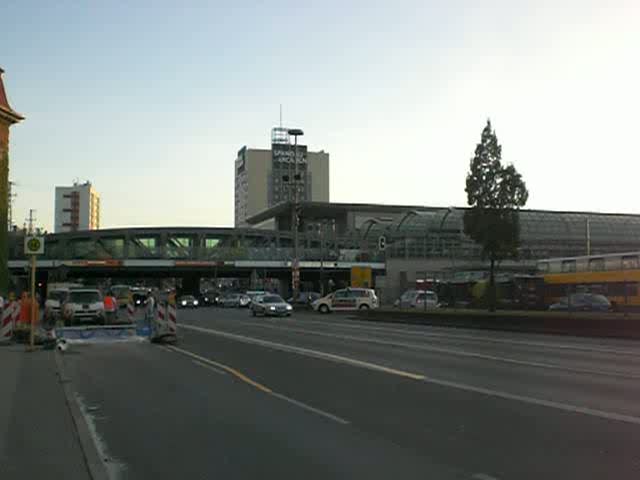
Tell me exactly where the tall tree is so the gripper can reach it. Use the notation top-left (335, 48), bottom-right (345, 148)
top-left (464, 120), bottom-right (529, 310)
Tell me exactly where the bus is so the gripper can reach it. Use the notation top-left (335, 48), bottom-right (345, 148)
top-left (537, 251), bottom-right (640, 310)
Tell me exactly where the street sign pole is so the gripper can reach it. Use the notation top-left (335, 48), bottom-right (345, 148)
top-left (24, 235), bottom-right (44, 351)
top-left (29, 253), bottom-right (36, 350)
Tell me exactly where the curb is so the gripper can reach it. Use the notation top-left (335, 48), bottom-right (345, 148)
top-left (54, 352), bottom-right (110, 480)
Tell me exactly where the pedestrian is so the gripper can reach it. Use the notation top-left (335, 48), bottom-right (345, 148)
top-left (104, 290), bottom-right (117, 324)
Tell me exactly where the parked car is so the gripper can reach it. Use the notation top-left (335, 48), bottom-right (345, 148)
top-left (287, 291), bottom-right (322, 308)
top-left (549, 293), bottom-right (612, 312)
top-left (394, 290), bottom-right (439, 309)
top-left (178, 295), bottom-right (199, 308)
top-left (44, 288), bottom-right (69, 323)
top-left (250, 294), bottom-right (293, 317)
top-left (312, 288), bottom-right (379, 313)
top-left (62, 289), bottom-right (105, 326)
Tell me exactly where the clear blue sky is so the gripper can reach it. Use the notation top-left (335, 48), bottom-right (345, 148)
top-left (3, 0), bottom-right (639, 231)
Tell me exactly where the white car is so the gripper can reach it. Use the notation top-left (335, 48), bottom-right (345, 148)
top-left (394, 290), bottom-right (439, 309)
top-left (250, 294), bottom-right (293, 317)
top-left (44, 288), bottom-right (69, 322)
top-left (312, 288), bottom-right (379, 313)
top-left (62, 289), bottom-right (105, 326)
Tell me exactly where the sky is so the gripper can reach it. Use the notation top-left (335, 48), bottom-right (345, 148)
top-left (2, 0), bottom-right (639, 231)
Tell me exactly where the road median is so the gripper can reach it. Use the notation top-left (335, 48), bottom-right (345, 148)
top-left (352, 308), bottom-right (640, 339)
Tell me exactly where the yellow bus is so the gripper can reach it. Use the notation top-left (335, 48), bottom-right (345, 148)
top-left (537, 252), bottom-right (640, 309)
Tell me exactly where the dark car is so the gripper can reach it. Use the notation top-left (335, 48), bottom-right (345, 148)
top-left (250, 295), bottom-right (293, 317)
top-left (287, 291), bottom-right (321, 308)
top-left (178, 295), bottom-right (199, 308)
top-left (549, 293), bottom-right (612, 312)
top-left (197, 292), bottom-right (214, 307)
top-left (132, 291), bottom-right (148, 308)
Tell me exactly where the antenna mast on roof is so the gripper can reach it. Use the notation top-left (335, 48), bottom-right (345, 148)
top-left (279, 104), bottom-right (283, 128)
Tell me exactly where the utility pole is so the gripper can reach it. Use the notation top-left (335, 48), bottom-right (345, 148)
top-left (27, 209), bottom-right (36, 234)
top-left (287, 128), bottom-right (304, 300)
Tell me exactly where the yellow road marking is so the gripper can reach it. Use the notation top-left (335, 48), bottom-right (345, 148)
top-left (165, 344), bottom-right (272, 393)
top-left (162, 344), bottom-right (349, 424)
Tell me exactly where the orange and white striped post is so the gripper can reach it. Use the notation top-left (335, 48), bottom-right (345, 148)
top-left (0, 301), bottom-right (13, 342)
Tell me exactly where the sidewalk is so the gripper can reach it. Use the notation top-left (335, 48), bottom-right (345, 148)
top-left (0, 345), bottom-right (90, 479)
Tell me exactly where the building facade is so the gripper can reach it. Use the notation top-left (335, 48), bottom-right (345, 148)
top-left (247, 201), bottom-right (640, 303)
top-left (54, 181), bottom-right (100, 233)
top-left (234, 127), bottom-right (329, 226)
top-left (0, 67), bottom-right (24, 295)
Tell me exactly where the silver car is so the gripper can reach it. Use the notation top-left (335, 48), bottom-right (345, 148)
top-left (220, 293), bottom-right (242, 308)
top-left (250, 295), bottom-right (293, 317)
top-left (394, 290), bottom-right (439, 309)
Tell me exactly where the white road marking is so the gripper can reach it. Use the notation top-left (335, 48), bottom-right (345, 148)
top-left (162, 343), bottom-right (349, 425)
top-left (182, 323), bottom-right (640, 426)
top-left (270, 392), bottom-right (350, 425)
top-left (235, 322), bottom-right (640, 379)
top-left (192, 359), bottom-right (227, 375)
top-left (180, 323), bottom-right (425, 380)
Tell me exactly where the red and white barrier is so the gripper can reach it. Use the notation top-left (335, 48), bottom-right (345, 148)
top-left (150, 301), bottom-right (176, 343)
top-left (1, 303), bottom-right (14, 342)
top-left (127, 300), bottom-right (135, 323)
top-left (167, 303), bottom-right (177, 335)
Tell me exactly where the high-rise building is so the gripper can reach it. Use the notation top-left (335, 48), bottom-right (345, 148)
top-left (54, 181), bottom-right (100, 233)
top-left (234, 127), bottom-right (329, 226)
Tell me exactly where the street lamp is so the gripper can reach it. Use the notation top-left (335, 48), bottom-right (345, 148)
top-left (287, 128), bottom-right (304, 300)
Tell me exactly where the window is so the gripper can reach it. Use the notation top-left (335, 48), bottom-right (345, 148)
top-left (537, 262), bottom-right (549, 273)
top-left (334, 290), bottom-right (348, 299)
top-left (588, 258), bottom-right (605, 271)
top-left (561, 260), bottom-right (576, 273)
top-left (622, 255), bottom-right (639, 270)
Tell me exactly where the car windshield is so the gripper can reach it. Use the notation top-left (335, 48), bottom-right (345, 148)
top-left (48, 291), bottom-right (67, 301)
top-left (68, 291), bottom-right (101, 303)
top-left (263, 295), bottom-right (284, 303)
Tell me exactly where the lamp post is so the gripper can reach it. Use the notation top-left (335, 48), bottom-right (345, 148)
top-left (288, 128), bottom-right (304, 300)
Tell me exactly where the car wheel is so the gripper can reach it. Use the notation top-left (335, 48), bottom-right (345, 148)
top-left (319, 304), bottom-right (330, 314)
top-left (359, 304), bottom-right (370, 311)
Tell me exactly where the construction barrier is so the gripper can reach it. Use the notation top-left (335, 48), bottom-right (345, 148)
top-left (167, 302), bottom-right (177, 336)
top-left (1, 303), bottom-right (13, 342)
top-left (55, 324), bottom-right (140, 343)
top-left (127, 294), bottom-right (135, 323)
top-left (150, 296), bottom-right (177, 344)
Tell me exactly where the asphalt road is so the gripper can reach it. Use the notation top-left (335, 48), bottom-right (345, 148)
top-left (60, 307), bottom-right (640, 479)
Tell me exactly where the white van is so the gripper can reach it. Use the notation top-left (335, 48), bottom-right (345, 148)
top-left (312, 288), bottom-right (379, 313)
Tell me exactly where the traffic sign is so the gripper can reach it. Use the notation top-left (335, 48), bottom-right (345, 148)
top-left (377, 235), bottom-right (387, 251)
top-left (24, 236), bottom-right (44, 255)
